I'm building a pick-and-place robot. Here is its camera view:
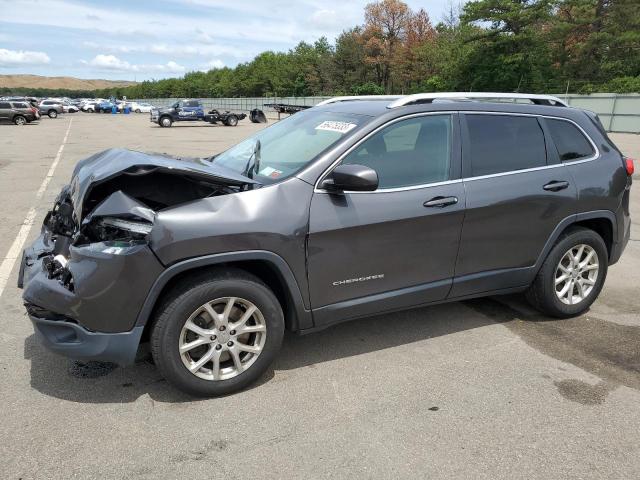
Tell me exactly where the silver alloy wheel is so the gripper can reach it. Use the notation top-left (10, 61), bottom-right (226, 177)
top-left (555, 244), bottom-right (599, 305)
top-left (179, 297), bottom-right (267, 381)
top-left (161, 117), bottom-right (171, 127)
top-left (15, 116), bottom-right (26, 125)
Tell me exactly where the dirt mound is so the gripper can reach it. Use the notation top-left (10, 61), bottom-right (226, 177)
top-left (0, 74), bottom-right (136, 90)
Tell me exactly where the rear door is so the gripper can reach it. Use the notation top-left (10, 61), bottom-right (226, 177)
top-left (0, 102), bottom-right (10, 121)
top-left (307, 113), bottom-right (465, 325)
top-left (451, 113), bottom-right (577, 297)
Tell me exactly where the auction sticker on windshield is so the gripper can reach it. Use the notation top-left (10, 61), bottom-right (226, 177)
top-left (315, 121), bottom-right (358, 134)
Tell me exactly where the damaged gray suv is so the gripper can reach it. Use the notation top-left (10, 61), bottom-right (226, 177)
top-left (19, 93), bottom-right (633, 396)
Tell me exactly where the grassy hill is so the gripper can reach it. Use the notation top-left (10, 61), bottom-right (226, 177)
top-left (0, 74), bottom-right (136, 91)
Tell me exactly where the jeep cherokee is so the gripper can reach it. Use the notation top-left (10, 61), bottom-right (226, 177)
top-left (19, 93), bottom-right (633, 396)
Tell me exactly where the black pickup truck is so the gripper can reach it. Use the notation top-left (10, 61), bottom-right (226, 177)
top-left (150, 99), bottom-right (246, 127)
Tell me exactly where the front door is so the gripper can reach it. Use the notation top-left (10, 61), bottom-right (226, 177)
top-left (307, 113), bottom-right (465, 326)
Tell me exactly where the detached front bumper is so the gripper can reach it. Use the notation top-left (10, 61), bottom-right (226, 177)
top-left (29, 316), bottom-right (144, 365)
top-left (19, 227), bottom-right (164, 365)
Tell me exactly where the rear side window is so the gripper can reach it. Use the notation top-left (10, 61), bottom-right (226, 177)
top-left (343, 114), bottom-right (452, 189)
top-left (0, 102), bottom-right (11, 108)
top-left (186, 100), bottom-right (200, 107)
top-left (546, 118), bottom-right (595, 161)
top-left (12, 102), bottom-right (28, 108)
top-left (466, 115), bottom-right (547, 176)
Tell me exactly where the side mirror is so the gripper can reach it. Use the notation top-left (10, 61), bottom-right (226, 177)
top-left (321, 164), bottom-right (378, 192)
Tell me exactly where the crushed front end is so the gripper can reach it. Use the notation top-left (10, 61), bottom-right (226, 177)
top-left (18, 148), bottom-right (254, 365)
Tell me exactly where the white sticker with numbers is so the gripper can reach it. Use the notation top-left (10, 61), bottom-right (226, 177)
top-left (315, 121), bottom-right (357, 134)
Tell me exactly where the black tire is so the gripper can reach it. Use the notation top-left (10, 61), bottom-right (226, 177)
top-left (526, 227), bottom-right (608, 318)
top-left (13, 115), bottom-right (27, 125)
top-left (224, 114), bottom-right (238, 127)
top-left (150, 269), bottom-right (284, 396)
top-left (48, 109), bottom-right (58, 118)
top-left (135, 109), bottom-right (141, 113)
top-left (159, 116), bottom-right (172, 128)
top-left (87, 108), bottom-right (94, 113)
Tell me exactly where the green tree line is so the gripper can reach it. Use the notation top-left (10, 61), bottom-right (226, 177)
top-left (6, 0), bottom-right (640, 99)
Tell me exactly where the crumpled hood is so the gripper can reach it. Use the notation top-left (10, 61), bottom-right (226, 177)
top-left (68, 148), bottom-right (255, 223)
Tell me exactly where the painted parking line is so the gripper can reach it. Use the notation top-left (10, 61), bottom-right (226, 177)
top-left (0, 118), bottom-right (73, 298)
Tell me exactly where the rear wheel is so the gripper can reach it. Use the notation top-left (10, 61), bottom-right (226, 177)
top-left (135, 109), bottom-right (141, 113)
top-left (87, 108), bottom-right (94, 113)
top-left (48, 110), bottom-right (58, 118)
top-left (526, 228), bottom-right (607, 318)
top-left (13, 115), bottom-right (26, 125)
top-left (224, 114), bottom-right (238, 127)
top-left (160, 116), bottom-right (172, 128)
top-left (150, 270), bottom-right (284, 396)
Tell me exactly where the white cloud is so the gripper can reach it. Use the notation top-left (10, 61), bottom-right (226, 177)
top-left (0, 48), bottom-right (50, 67)
top-left (311, 9), bottom-right (338, 29)
top-left (84, 54), bottom-right (186, 74)
top-left (82, 41), bottom-right (246, 59)
top-left (200, 59), bottom-right (225, 71)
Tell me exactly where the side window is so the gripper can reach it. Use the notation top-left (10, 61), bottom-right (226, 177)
top-left (186, 100), bottom-right (200, 108)
top-left (0, 102), bottom-right (11, 108)
top-left (342, 115), bottom-right (452, 189)
top-left (546, 118), bottom-right (595, 161)
top-left (466, 115), bottom-right (547, 176)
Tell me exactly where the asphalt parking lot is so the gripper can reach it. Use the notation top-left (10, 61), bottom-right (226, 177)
top-left (0, 113), bottom-right (639, 479)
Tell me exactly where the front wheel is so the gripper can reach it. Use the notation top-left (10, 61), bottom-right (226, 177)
top-left (160, 116), bottom-right (172, 127)
top-left (526, 228), bottom-right (608, 318)
top-left (150, 270), bottom-right (284, 396)
top-left (48, 110), bottom-right (58, 118)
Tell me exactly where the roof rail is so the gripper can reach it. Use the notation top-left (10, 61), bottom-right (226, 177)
top-left (316, 95), bottom-right (402, 106)
top-left (387, 92), bottom-right (568, 108)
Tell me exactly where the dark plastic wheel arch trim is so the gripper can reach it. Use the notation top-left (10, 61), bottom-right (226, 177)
top-left (135, 250), bottom-right (312, 331)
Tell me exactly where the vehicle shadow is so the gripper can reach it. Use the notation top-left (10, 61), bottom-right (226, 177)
top-left (25, 301), bottom-right (499, 404)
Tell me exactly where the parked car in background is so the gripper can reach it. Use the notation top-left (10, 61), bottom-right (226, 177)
top-left (81, 101), bottom-right (99, 112)
top-left (62, 102), bottom-right (79, 113)
top-left (126, 101), bottom-right (154, 113)
top-left (38, 100), bottom-right (64, 118)
top-left (0, 100), bottom-right (39, 125)
top-left (96, 100), bottom-right (117, 113)
top-left (4, 96), bottom-right (39, 108)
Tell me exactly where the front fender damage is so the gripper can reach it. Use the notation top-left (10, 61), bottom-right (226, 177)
top-left (23, 148), bottom-right (257, 333)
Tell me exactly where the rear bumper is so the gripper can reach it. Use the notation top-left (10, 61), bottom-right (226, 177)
top-left (30, 315), bottom-right (143, 365)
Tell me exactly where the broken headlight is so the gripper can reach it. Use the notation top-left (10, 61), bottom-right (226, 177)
top-left (94, 216), bottom-right (153, 243)
top-left (100, 217), bottom-right (153, 236)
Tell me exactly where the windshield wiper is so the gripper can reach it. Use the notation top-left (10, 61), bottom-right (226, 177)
top-left (242, 139), bottom-right (261, 179)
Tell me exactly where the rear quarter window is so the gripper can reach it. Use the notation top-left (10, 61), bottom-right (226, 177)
top-left (546, 118), bottom-right (595, 161)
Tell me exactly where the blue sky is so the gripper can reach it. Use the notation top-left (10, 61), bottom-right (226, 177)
top-left (0, 0), bottom-right (453, 81)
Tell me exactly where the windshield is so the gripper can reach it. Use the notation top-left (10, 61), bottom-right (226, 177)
top-left (212, 110), bottom-right (370, 184)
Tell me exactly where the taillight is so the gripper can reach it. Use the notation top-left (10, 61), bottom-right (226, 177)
top-left (624, 157), bottom-right (635, 176)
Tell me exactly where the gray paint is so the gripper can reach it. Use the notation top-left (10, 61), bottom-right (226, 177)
top-left (19, 99), bottom-right (631, 364)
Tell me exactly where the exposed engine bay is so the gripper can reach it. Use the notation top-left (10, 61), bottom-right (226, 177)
top-left (39, 148), bottom-right (256, 290)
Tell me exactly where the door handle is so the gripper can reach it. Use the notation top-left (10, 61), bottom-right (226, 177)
top-left (543, 180), bottom-right (569, 192)
top-left (424, 196), bottom-right (458, 208)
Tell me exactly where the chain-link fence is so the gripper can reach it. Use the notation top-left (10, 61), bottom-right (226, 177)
top-left (131, 94), bottom-right (640, 133)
